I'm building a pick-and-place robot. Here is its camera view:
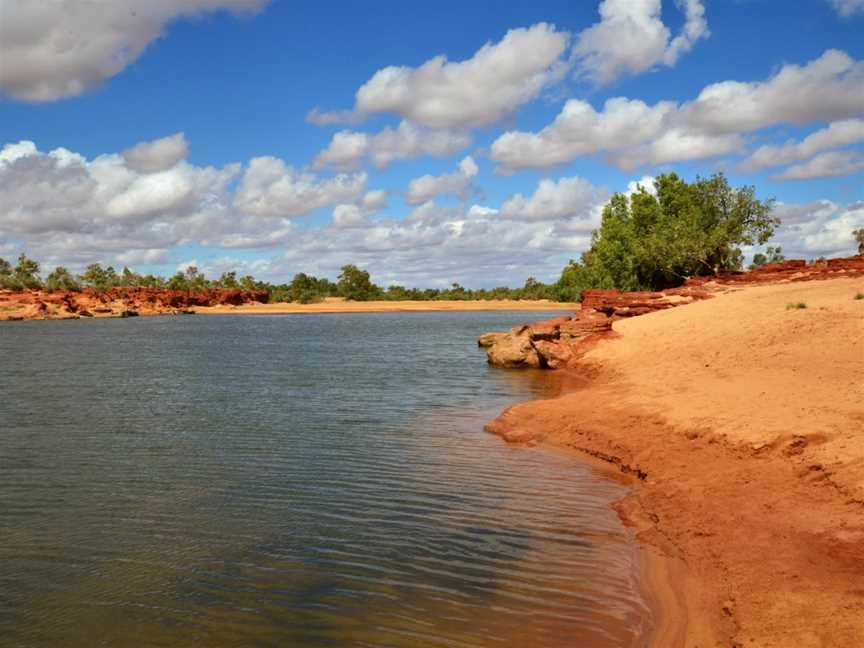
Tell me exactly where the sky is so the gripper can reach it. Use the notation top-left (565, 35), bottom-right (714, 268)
top-left (1, 0), bottom-right (863, 288)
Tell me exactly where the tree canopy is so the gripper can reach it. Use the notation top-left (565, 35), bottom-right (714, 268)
top-left (557, 173), bottom-right (778, 299)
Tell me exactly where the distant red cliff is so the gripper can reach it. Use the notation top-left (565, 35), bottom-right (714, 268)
top-left (0, 287), bottom-right (269, 321)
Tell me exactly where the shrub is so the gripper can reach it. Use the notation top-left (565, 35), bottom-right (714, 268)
top-left (786, 302), bottom-right (807, 310)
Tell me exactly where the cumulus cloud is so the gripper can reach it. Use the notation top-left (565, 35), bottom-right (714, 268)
top-left (122, 132), bottom-right (189, 173)
top-left (770, 200), bottom-right (864, 256)
top-left (680, 49), bottom-right (864, 135)
top-left (498, 176), bottom-right (609, 224)
top-left (0, 138), bottom-right (241, 265)
top-left (233, 156), bottom-right (367, 218)
top-left (308, 23), bottom-right (569, 129)
top-left (740, 119), bottom-right (864, 171)
top-left (0, 0), bottom-right (269, 102)
top-left (574, 0), bottom-right (709, 84)
top-left (360, 189), bottom-right (388, 212)
top-left (314, 121), bottom-right (471, 170)
top-left (771, 150), bottom-right (864, 180)
top-left (406, 156), bottom-right (479, 205)
top-left (828, 0), bottom-right (864, 17)
top-left (491, 49), bottom-right (863, 172)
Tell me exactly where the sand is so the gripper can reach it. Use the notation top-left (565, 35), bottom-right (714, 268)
top-left (193, 297), bottom-right (580, 315)
top-left (486, 277), bottom-right (864, 647)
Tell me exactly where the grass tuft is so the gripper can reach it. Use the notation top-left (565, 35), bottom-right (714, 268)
top-left (785, 302), bottom-right (807, 310)
top-left (855, 293), bottom-right (864, 300)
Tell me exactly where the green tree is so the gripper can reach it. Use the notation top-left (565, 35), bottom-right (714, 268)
top-left (119, 266), bottom-right (142, 287)
top-left (557, 173), bottom-right (777, 297)
top-left (217, 271), bottom-right (239, 289)
top-left (45, 266), bottom-right (82, 291)
top-left (337, 264), bottom-right (377, 301)
top-left (14, 254), bottom-right (42, 289)
top-left (853, 228), bottom-right (864, 255)
top-left (80, 263), bottom-right (118, 290)
top-left (182, 266), bottom-right (209, 291)
top-left (166, 272), bottom-right (189, 291)
top-left (749, 246), bottom-right (785, 269)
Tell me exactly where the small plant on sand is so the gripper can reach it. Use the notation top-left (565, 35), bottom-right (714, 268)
top-left (786, 302), bottom-right (807, 310)
top-left (855, 293), bottom-right (864, 300)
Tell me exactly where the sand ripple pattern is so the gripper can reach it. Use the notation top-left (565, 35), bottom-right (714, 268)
top-left (0, 313), bottom-right (648, 647)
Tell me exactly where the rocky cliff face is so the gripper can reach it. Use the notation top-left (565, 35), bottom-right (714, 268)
top-left (480, 255), bottom-right (864, 369)
top-left (0, 287), bottom-right (269, 321)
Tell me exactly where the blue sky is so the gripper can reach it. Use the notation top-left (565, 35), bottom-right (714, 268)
top-left (1, 0), bottom-right (863, 287)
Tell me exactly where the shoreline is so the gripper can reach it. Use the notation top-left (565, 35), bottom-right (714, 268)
top-left (485, 277), bottom-right (864, 646)
top-left (192, 299), bottom-right (580, 315)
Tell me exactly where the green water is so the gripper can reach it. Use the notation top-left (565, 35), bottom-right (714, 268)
top-left (0, 313), bottom-right (649, 647)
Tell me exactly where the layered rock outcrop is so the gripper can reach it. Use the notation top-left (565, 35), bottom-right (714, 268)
top-left (480, 255), bottom-right (864, 369)
top-left (0, 287), bottom-right (268, 321)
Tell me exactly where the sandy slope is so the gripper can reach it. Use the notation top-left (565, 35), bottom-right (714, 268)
top-left (486, 278), bottom-right (864, 647)
top-left (193, 298), bottom-right (580, 314)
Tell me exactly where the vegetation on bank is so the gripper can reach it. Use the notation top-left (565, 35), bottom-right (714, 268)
top-left (0, 256), bottom-right (558, 303)
top-left (556, 173), bottom-right (779, 300)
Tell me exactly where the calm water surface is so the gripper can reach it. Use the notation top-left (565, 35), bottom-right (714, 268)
top-left (0, 313), bottom-right (649, 648)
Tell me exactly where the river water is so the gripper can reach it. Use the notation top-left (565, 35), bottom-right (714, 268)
top-left (0, 312), bottom-right (649, 647)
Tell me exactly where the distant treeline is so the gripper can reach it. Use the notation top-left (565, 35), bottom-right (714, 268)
top-left (0, 256), bottom-right (560, 303)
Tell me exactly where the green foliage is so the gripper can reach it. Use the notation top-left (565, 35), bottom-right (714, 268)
top-left (45, 266), bottom-right (81, 291)
top-left (853, 228), bottom-right (864, 255)
top-left (749, 246), bottom-right (785, 269)
top-left (14, 254), bottom-right (43, 289)
top-left (556, 173), bottom-right (778, 299)
top-left (786, 302), bottom-right (807, 310)
top-left (80, 263), bottom-right (119, 290)
top-left (217, 271), bottom-right (239, 289)
top-left (854, 293), bottom-right (864, 300)
top-left (337, 264), bottom-right (379, 301)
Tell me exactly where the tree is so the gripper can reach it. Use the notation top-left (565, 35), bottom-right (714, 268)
top-left (337, 264), bottom-right (377, 301)
top-left (45, 266), bottom-right (82, 291)
top-left (217, 271), bottom-right (239, 289)
top-left (749, 246), bottom-right (785, 269)
top-left (853, 228), bottom-right (864, 255)
top-left (557, 173), bottom-right (778, 297)
top-left (14, 254), bottom-right (42, 289)
top-left (80, 263), bottom-right (118, 290)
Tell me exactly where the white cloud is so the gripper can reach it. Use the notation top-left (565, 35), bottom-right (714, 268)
top-left (771, 150), bottom-right (864, 180)
top-left (828, 0), bottom-right (864, 17)
top-left (122, 133), bottom-right (189, 173)
top-left (330, 204), bottom-right (370, 229)
top-left (406, 156), bottom-right (479, 205)
top-left (491, 49), bottom-right (864, 172)
top-left (681, 49), bottom-right (864, 135)
top-left (233, 156), bottom-right (367, 217)
top-left (741, 119), bottom-right (864, 171)
top-left (771, 200), bottom-right (864, 256)
top-left (308, 23), bottom-right (570, 129)
top-left (498, 176), bottom-right (609, 224)
top-left (314, 121), bottom-right (470, 170)
top-left (0, 138), bottom-right (241, 265)
top-left (574, 0), bottom-right (709, 84)
top-left (0, 0), bottom-right (269, 102)
top-left (360, 189), bottom-right (388, 212)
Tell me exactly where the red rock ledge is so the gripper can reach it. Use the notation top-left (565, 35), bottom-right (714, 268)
top-left (479, 255), bottom-right (864, 369)
top-left (0, 287), bottom-right (268, 321)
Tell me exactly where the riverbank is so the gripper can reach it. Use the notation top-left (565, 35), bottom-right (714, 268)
top-left (0, 287), bottom-right (267, 321)
top-left (486, 277), bottom-right (864, 646)
top-left (192, 298), bottom-right (579, 315)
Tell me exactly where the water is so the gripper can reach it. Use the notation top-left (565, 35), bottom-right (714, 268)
top-left (0, 313), bottom-right (649, 648)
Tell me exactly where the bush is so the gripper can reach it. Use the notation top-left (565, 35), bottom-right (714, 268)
top-left (556, 173), bottom-right (777, 299)
top-left (786, 302), bottom-right (807, 310)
